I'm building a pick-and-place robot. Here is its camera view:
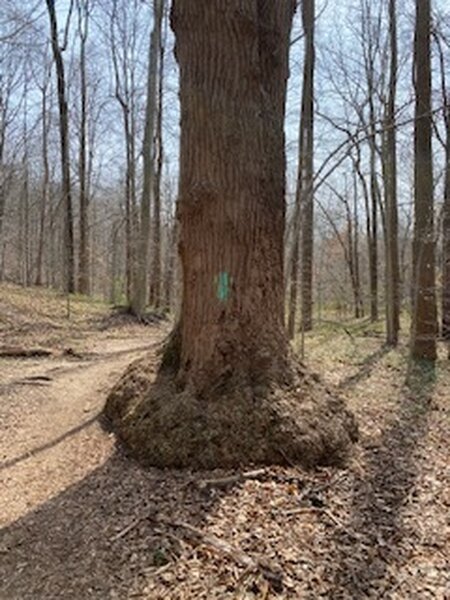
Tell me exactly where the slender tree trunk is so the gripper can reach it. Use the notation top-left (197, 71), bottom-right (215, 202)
top-left (163, 219), bottom-right (176, 311)
top-left (368, 130), bottom-right (379, 322)
top-left (411, 0), bottom-right (437, 361)
top-left (363, 13), bottom-right (380, 323)
top-left (149, 3), bottom-right (166, 308)
top-left (442, 104), bottom-right (450, 347)
top-left (110, 220), bottom-right (120, 304)
top-left (383, 0), bottom-right (400, 345)
top-left (131, 0), bottom-right (164, 316)
top-left (77, 0), bottom-right (90, 295)
top-left (287, 183), bottom-right (302, 339)
top-left (287, 0), bottom-right (315, 339)
top-left (36, 86), bottom-right (51, 286)
top-left (0, 90), bottom-right (5, 253)
top-left (46, 0), bottom-right (75, 294)
top-left (123, 115), bottom-right (133, 303)
top-left (352, 166), bottom-right (363, 317)
top-left (300, 0), bottom-right (315, 332)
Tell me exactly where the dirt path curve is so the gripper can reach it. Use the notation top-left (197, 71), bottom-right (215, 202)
top-left (0, 327), bottom-right (164, 528)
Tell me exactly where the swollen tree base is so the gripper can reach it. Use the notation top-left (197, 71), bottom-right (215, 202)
top-left (103, 347), bottom-right (358, 470)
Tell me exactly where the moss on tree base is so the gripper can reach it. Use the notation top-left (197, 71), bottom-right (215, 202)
top-left (103, 355), bottom-right (358, 469)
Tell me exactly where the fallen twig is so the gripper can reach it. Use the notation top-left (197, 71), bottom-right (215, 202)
top-left (198, 469), bottom-right (268, 490)
top-left (0, 346), bottom-right (53, 358)
top-left (111, 519), bottom-right (141, 541)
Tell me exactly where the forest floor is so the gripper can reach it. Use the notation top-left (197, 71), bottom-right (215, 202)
top-left (0, 284), bottom-right (448, 599)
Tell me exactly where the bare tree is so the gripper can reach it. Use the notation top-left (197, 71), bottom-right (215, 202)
top-left (45, 0), bottom-right (75, 293)
top-left (411, 0), bottom-right (437, 361)
top-left (300, 0), bottom-right (315, 332)
top-left (131, 0), bottom-right (164, 316)
top-left (383, 0), bottom-right (400, 345)
top-left (287, 0), bottom-right (315, 338)
top-left (76, 0), bottom-right (90, 295)
top-left (108, 0), bottom-right (142, 304)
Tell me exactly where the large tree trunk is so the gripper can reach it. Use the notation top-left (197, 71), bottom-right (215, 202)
top-left (411, 0), bottom-right (437, 361)
top-left (104, 0), bottom-right (357, 469)
top-left (174, 0), bottom-right (291, 391)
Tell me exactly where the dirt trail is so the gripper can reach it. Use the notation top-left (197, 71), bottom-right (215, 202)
top-left (0, 329), bottom-right (163, 527)
top-left (0, 295), bottom-right (448, 599)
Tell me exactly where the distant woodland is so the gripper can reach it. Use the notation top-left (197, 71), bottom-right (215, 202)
top-left (0, 0), bottom-right (449, 362)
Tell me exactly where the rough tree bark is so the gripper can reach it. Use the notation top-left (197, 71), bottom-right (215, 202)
top-left (411, 0), bottom-right (437, 361)
top-left (104, 0), bottom-right (357, 469)
top-left (45, 0), bottom-right (75, 294)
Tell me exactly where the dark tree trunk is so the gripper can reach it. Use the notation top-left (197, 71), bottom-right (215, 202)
top-left (36, 83), bottom-right (50, 287)
top-left (384, 0), bottom-right (400, 346)
top-left (300, 0), bottom-right (315, 332)
top-left (442, 104), bottom-right (450, 346)
top-left (352, 166), bottom-right (363, 318)
top-left (149, 3), bottom-right (166, 309)
top-left (411, 0), bottom-right (437, 361)
top-left (77, 0), bottom-right (90, 296)
top-left (46, 0), bottom-right (75, 294)
top-left (0, 86), bottom-right (5, 255)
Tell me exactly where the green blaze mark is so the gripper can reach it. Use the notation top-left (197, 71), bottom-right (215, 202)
top-left (217, 272), bottom-right (230, 302)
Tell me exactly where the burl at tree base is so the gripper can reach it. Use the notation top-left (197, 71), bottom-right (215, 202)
top-left (103, 0), bottom-right (358, 468)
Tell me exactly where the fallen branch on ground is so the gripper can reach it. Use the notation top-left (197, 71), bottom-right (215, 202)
top-left (197, 469), bottom-right (268, 490)
top-left (0, 346), bottom-right (53, 358)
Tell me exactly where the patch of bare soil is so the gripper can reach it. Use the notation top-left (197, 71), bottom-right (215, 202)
top-left (0, 292), bottom-right (449, 599)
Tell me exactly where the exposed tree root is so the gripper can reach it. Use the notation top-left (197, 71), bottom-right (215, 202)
top-left (103, 352), bottom-right (358, 469)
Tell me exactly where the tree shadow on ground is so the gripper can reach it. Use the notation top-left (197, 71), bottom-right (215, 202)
top-left (0, 447), bottom-right (230, 599)
top-left (330, 360), bottom-right (436, 597)
top-left (337, 344), bottom-right (392, 391)
top-left (0, 414), bottom-right (100, 471)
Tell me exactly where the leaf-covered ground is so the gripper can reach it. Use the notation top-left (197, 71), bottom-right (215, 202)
top-left (0, 286), bottom-right (449, 599)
